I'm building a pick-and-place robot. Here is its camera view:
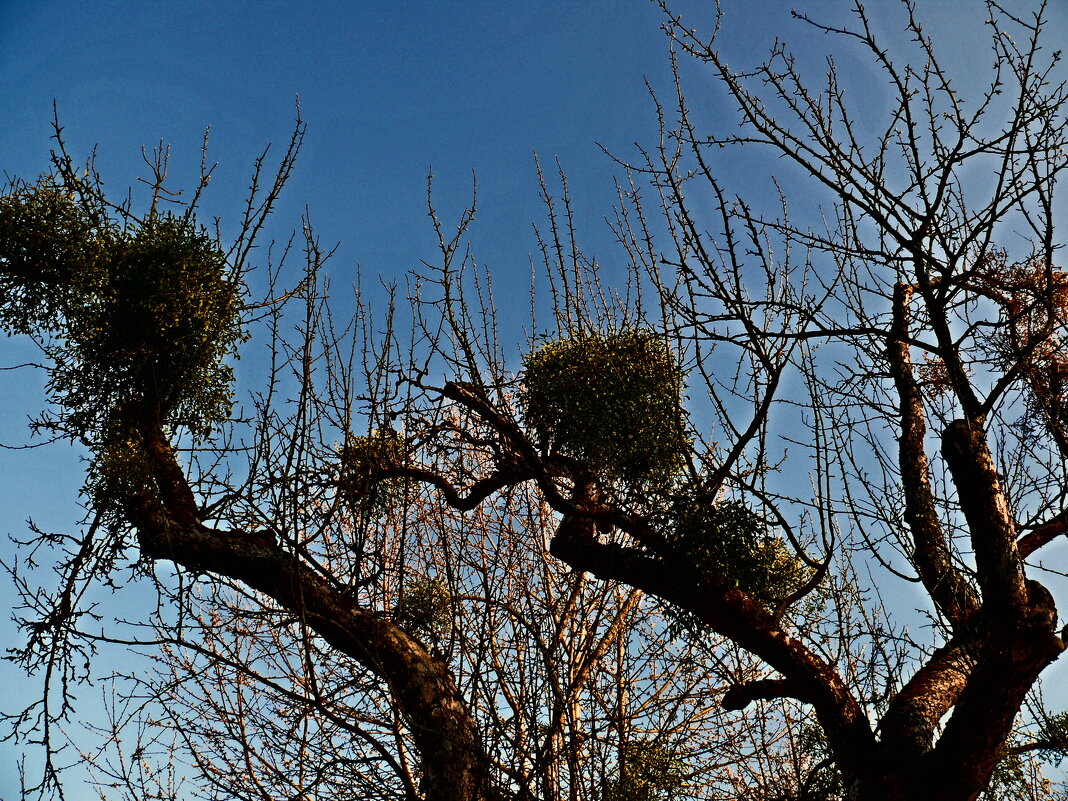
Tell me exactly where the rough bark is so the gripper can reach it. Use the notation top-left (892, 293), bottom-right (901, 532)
top-left (879, 642), bottom-right (975, 762)
top-left (940, 420), bottom-right (1029, 619)
top-left (927, 608), bottom-right (1064, 801)
top-left (915, 420), bottom-right (1068, 801)
top-left (887, 283), bottom-right (980, 631)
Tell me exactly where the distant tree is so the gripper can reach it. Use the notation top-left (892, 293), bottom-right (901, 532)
top-left (4, 2), bottom-right (1068, 801)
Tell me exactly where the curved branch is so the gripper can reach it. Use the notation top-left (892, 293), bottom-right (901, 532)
top-left (385, 463), bottom-right (535, 512)
top-left (133, 425), bottom-right (510, 801)
top-left (547, 520), bottom-right (876, 787)
top-left (1018, 508), bottom-right (1068, 557)
top-left (722, 678), bottom-right (811, 711)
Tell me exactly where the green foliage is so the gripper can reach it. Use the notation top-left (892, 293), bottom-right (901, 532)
top-left (338, 428), bottom-right (408, 514)
top-left (0, 175), bottom-right (243, 511)
top-left (668, 490), bottom-right (810, 607)
top-left (985, 757), bottom-right (1024, 801)
top-left (764, 724), bottom-right (842, 801)
top-left (0, 177), bottom-right (111, 333)
top-left (0, 176), bottom-right (243, 442)
top-left (1037, 712), bottom-right (1068, 764)
top-left (985, 746), bottom-right (1035, 801)
top-left (91, 417), bottom-right (154, 507)
top-left (601, 739), bottom-right (686, 801)
top-left (520, 329), bottom-right (687, 492)
top-left (394, 576), bottom-right (452, 643)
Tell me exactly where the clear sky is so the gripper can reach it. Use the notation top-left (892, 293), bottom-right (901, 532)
top-left (2, 2), bottom-right (1068, 798)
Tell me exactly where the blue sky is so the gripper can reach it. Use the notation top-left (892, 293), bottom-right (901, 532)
top-left (3, 1), bottom-right (1068, 797)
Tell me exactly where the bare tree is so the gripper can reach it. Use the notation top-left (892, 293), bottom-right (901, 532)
top-left (4, 2), bottom-right (1068, 801)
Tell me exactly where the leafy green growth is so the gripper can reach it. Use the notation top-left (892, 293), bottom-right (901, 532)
top-left (601, 739), bottom-right (686, 801)
top-left (983, 718), bottom-right (1068, 801)
top-left (984, 742), bottom-right (1053, 801)
top-left (0, 177), bottom-right (111, 333)
top-left (0, 176), bottom-right (243, 505)
top-left (394, 576), bottom-right (452, 644)
top-left (0, 178), bottom-right (241, 431)
top-left (1037, 712), bottom-right (1068, 764)
top-left (668, 489), bottom-right (810, 607)
top-left (338, 428), bottom-right (408, 513)
top-left (757, 724), bottom-right (842, 801)
top-left (520, 329), bottom-right (686, 492)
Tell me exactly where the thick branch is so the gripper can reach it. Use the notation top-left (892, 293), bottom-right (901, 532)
top-left (927, 580), bottom-right (1064, 801)
top-left (940, 419), bottom-right (1027, 618)
top-left (547, 520), bottom-right (877, 786)
top-left (878, 641), bottom-right (975, 760)
top-left (887, 283), bottom-right (979, 629)
top-left (722, 678), bottom-right (811, 711)
top-left (134, 426), bottom-right (508, 801)
top-left (1018, 508), bottom-right (1068, 557)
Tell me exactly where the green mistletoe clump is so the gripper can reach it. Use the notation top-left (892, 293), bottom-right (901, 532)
top-left (521, 329), bottom-right (686, 492)
top-left (0, 176), bottom-right (243, 505)
top-left (601, 739), bottom-right (686, 801)
top-left (338, 428), bottom-right (408, 514)
top-left (394, 576), bottom-right (452, 644)
top-left (667, 490), bottom-right (810, 607)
